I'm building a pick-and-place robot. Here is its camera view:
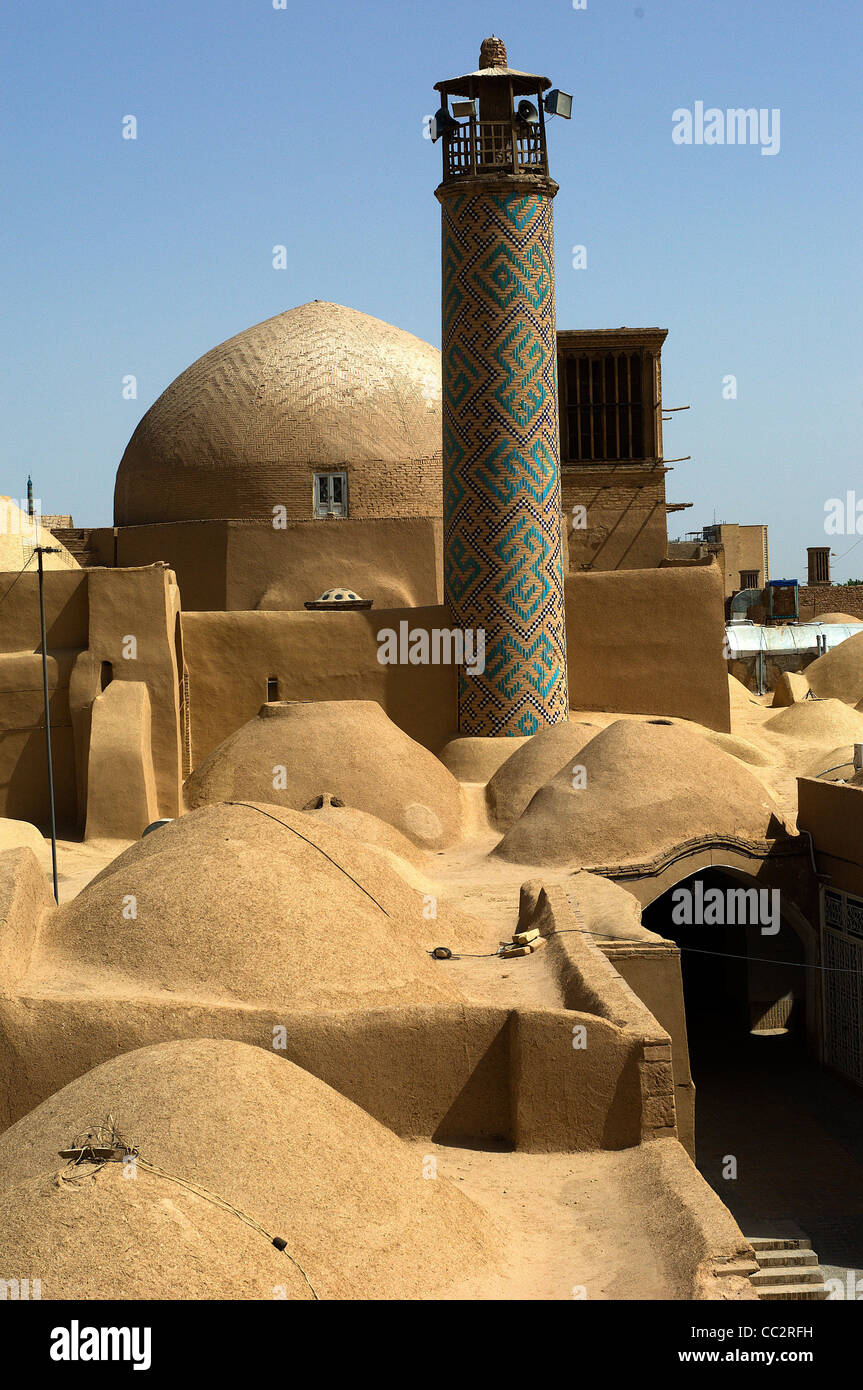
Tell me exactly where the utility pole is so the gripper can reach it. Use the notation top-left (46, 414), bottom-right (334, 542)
top-left (35, 543), bottom-right (60, 902)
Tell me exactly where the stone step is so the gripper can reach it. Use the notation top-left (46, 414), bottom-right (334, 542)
top-left (746, 1235), bottom-right (811, 1251)
top-left (751, 1265), bottom-right (824, 1287)
top-left (754, 1247), bottom-right (818, 1269)
top-left (714, 1259), bottom-right (761, 1279)
top-left (756, 1281), bottom-right (828, 1301)
top-left (743, 1227), bottom-right (827, 1299)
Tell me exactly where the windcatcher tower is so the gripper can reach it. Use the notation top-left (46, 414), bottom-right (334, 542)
top-left (433, 36), bottom-right (570, 736)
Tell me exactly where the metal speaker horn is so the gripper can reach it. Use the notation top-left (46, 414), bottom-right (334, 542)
top-left (430, 107), bottom-right (458, 142)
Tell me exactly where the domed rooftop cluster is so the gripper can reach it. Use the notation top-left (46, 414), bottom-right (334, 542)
top-left (114, 302), bottom-right (442, 527)
top-left (773, 630), bottom-right (863, 707)
top-left (184, 699), bottom-right (464, 851)
top-left (494, 719), bottom-right (786, 868)
top-left (37, 801), bottom-right (481, 1010)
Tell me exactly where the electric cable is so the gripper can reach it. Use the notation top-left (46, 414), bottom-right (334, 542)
top-left (227, 800), bottom-right (390, 915)
top-left (59, 1117), bottom-right (319, 1299)
top-left (0, 549), bottom-right (36, 608)
top-left (429, 923), bottom-right (863, 975)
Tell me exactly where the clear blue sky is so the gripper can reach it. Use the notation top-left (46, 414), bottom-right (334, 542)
top-left (2, 0), bottom-right (860, 579)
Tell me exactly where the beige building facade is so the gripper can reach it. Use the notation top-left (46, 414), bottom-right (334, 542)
top-left (673, 522), bottom-right (769, 598)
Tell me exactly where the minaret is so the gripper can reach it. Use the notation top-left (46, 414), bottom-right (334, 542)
top-left (432, 36), bottom-right (571, 736)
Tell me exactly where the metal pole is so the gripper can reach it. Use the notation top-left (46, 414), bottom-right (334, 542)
top-left (36, 545), bottom-right (60, 902)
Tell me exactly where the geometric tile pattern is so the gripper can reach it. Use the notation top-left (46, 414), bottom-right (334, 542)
top-left (440, 188), bottom-right (569, 736)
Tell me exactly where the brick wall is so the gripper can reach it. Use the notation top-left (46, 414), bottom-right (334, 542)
top-left (115, 456), bottom-right (443, 525)
top-left (562, 471), bottom-right (668, 571)
top-left (798, 584), bottom-right (863, 620)
top-left (348, 458), bottom-right (442, 520)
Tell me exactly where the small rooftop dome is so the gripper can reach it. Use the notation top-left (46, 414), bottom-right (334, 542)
top-left (304, 587), bottom-right (372, 610)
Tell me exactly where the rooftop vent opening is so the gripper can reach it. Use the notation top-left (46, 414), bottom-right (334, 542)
top-left (302, 793), bottom-right (346, 810)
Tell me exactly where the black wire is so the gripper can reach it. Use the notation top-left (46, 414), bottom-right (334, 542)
top-left (431, 924), bottom-right (863, 975)
top-left (830, 533), bottom-right (863, 565)
top-left (0, 550), bottom-right (36, 608)
top-left (227, 800), bottom-right (390, 916)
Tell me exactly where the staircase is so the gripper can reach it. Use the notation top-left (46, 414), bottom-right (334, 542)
top-left (745, 1233), bottom-right (828, 1300)
top-left (50, 527), bottom-right (106, 568)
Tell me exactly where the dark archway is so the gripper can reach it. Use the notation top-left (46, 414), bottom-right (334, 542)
top-left (642, 866), bottom-right (808, 1061)
top-left (644, 867), bottom-right (863, 1274)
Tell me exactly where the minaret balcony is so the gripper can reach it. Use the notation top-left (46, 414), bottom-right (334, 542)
top-left (442, 119), bottom-right (548, 181)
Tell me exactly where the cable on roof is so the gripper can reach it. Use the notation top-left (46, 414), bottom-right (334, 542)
top-left (227, 800), bottom-right (390, 916)
top-left (58, 1115), bottom-right (319, 1299)
top-left (429, 924), bottom-right (863, 975)
top-left (0, 550), bottom-right (36, 610)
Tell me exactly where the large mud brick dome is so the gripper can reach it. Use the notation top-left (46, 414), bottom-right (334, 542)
top-left (113, 301), bottom-right (443, 526)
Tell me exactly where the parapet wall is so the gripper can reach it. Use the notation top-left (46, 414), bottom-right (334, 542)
top-left (115, 516), bottom-right (445, 613)
top-left (181, 562), bottom-right (731, 770)
top-left (564, 562), bottom-right (731, 732)
top-left (0, 566), bottom-right (183, 832)
top-left (0, 847), bottom-right (671, 1153)
top-left (0, 555), bottom-right (732, 829)
top-left (518, 881), bottom-right (677, 1145)
top-left (0, 985), bottom-right (659, 1153)
top-left (181, 605), bottom-right (459, 764)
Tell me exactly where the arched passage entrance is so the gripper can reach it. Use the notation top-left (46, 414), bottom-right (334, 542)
top-left (643, 865), bottom-right (812, 1055)
top-left (642, 865), bottom-right (863, 1274)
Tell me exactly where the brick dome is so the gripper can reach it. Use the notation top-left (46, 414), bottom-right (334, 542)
top-left (113, 302), bottom-right (442, 526)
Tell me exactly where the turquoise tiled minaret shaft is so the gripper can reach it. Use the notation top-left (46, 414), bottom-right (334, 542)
top-left (435, 41), bottom-right (569, 736)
